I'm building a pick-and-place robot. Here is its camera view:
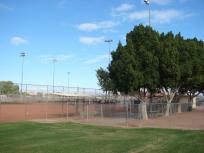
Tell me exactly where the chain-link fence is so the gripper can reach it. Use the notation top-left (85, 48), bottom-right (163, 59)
top-left (0, 100), bottom-right (191, 123)
top-left (0, 83), bottom-right (203, 123)
top-left (17, 83), bottom-right (105, 97)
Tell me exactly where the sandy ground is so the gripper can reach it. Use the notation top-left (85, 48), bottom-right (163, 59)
top-left (125, 110), bottom-right (204, 130)
top-left (0, 103), bottom-right (124, 122)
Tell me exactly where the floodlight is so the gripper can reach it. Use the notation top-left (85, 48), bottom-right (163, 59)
top-left (144, 0), bottom-right (150, 5)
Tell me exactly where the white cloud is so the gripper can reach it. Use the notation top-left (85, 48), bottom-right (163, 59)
top-left (79, 36), bottom-right (105, 45)
top-left (127, 9), bottom-right (195, 24)
top-left (99, 21), bottom-right (118, 29)
top-left (113, 3), bottom-right (134, 12)
top-left (151, 0), bottom-right (172, 5)
top-left (78, 23), bottom-right (99, 31)
top-left (153, 9), bottom-right (183, 23)
top-left (78, 20), bottom-right (118, 32)
top-left (11, 36), bottom-right (27, 45)
top-left (153, 10), bottom-right (195, 23)
top-left (111, 3), bottom-right (135, 20)
top-left (128, 10), bottom-right (148, 21)
top-left (39, 54), bottom-right (72, 63)
top-left (0, 3), bottom-right (13, 11)
top-left (85, 54), bottom-right (109, 64)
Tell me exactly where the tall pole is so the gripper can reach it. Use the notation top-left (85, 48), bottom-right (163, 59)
top-left (149, 2), bottom-right (151, 26)
top-left (104, 39), bottom-right (113, 63)
top-left (52, 59), bottom-right (57, 93)
top-left (67, 72), bottom-right (70, 92)
top-left (144, 0), bottom-right (151, 26)
top-left (20, 52), bottom-right (26, 95)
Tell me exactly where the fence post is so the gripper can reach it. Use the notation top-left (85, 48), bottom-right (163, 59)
top-left (26, 84), bottom-right (29, 120)
top-left (45, 85), bottom-right (48, 121)
top-left (139, 103), bottom-right (142, 120)
top-left (101, 103), bottom-right (103, 120)
top-left (161, 103), bottom-right (164, 115)
top-left (61, 96), bottom-right (64, 120)
top-left (86, 103), bottom-right (89, 120)
top-left (66, 101), bottom-right (69, 120)
top-left (22, 84), bottom-right (26, 120)
top-left (129, 100), bottom-right (131, 119)
top-left (126, 98), bottom-right (129, 127)
top-left (178, 103), bottom-right (181, 113)
top-left (62, 86), bottom-right (65, 118)
top-left (110, 102), bottom-right (112, 117)
top-left (82, 102), bottom-right (84, 119)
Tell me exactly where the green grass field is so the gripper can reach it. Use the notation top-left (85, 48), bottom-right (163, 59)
top-left (0, 122), bottom-right (203, 153)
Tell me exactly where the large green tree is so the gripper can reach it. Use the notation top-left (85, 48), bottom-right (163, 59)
top-left (97, 24), bottom-right (204, 119)
top-left (158, 32), bottom-right (181, 116)
top-left (179, 38), bottom-right (204, 108)
top-left (0, 81), bottom-right (19, 94)
top-left (109, 41), bottom-right (139, 95)
top-left (109, 25), bottom-right (160, 120)
top-left (96, 68), bottom-right (113, 95)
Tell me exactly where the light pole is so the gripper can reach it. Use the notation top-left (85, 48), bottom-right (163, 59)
top-left (67, 72), bottom-right (70, 92)
top-left (144, 0), bottom-right (151, 26)
top-left (52, 58), bottom-right (57, 93)
top-left (20, 52), bottom-right (26, 95)
top-left (104, 39), bottom-right (113, 63)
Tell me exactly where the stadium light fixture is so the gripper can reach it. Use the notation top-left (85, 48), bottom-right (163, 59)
top-left (144, 0), bottom-right (151, 26)
top-left (20, 52), bottom-right (26, 94)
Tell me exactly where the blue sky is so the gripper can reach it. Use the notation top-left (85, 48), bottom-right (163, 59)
top-left (0, 0), bottom-right (204, 89)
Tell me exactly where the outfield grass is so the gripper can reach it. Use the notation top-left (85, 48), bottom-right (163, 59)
top-left (0, 122), bottom-right (203, 153)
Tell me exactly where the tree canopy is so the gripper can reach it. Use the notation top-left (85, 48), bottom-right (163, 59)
top-left (96, 68), bottom-right (113, 94)
top-left (0, 81), bottom-right (19, 94)
top-left (96, 24), bottom-right (204, 119)
top-left (97, 24), bottom-right (204, 98)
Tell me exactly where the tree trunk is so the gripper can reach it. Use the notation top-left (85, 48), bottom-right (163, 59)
top-left (192, 97), bottom-right (197, 109)
top-left (105, 91), bottom-right (107, 103)
top-left (139, 102), bottom-right (148, 120)
top-left (141, 102), bottom-right (148, 120)
top-left (165, 101), bottom-right (171, 116)
top-left (137, 89), bottom-right (148, 120)
top-left (163, 89), bottom-right (176, 117)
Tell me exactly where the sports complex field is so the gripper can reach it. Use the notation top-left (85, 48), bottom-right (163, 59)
top-left (0, 122), bottom-right (204, 153)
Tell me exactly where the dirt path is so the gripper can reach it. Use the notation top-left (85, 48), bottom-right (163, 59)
top-left (125, 110), bottom-right (204, 130)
